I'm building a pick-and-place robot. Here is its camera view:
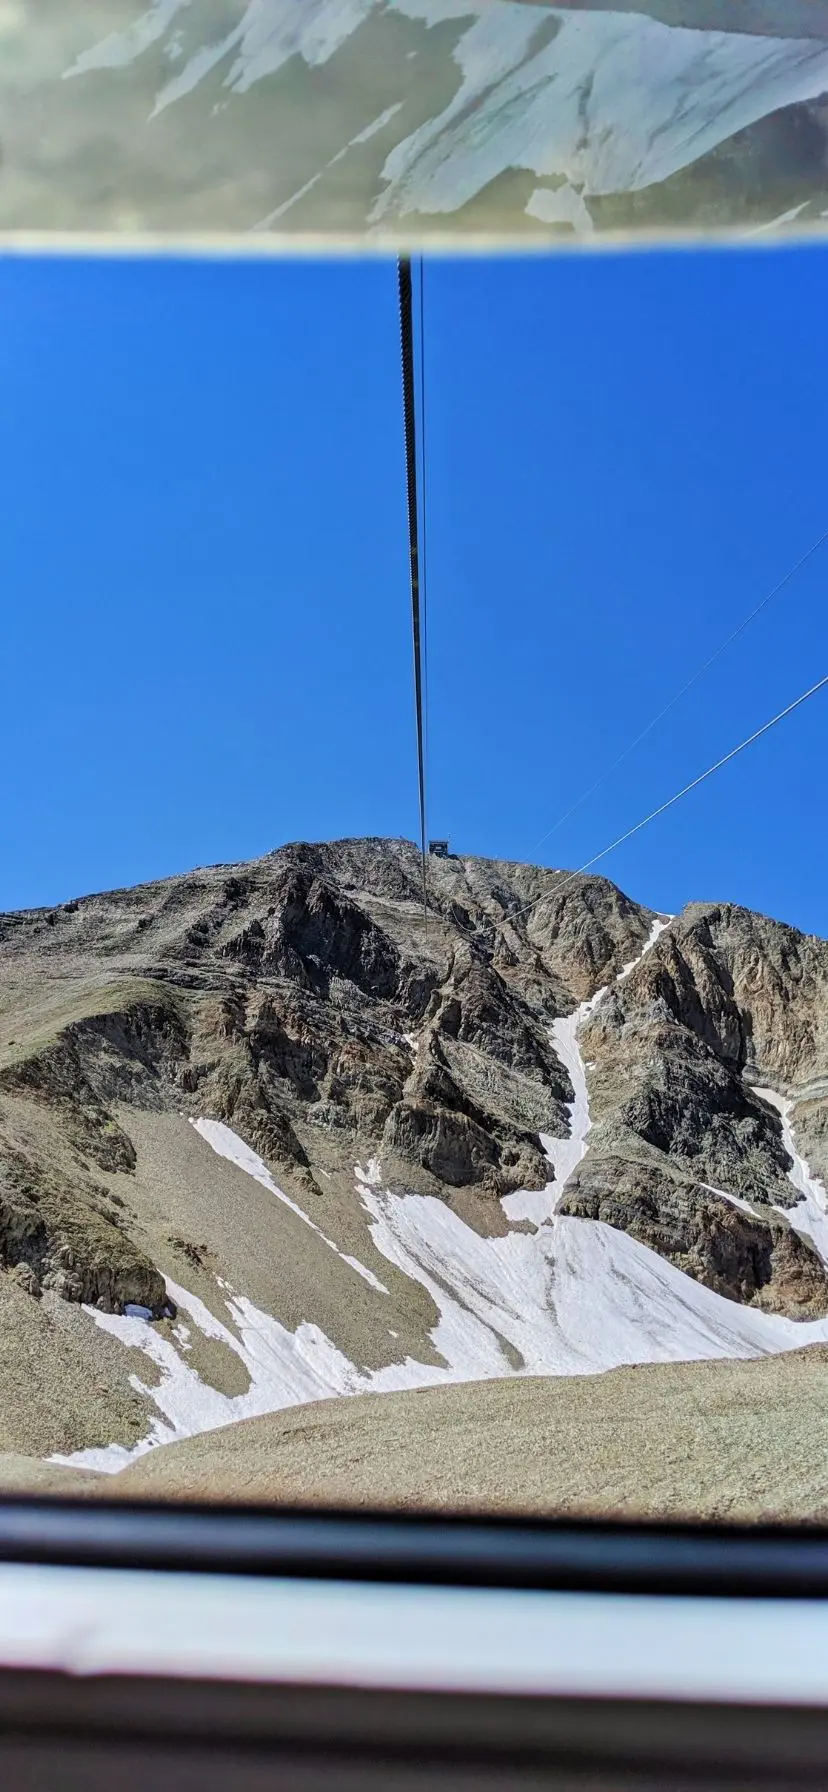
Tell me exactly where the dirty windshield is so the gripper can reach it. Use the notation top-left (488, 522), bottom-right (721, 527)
top-left (1, 1), bottom-right (828, 1524)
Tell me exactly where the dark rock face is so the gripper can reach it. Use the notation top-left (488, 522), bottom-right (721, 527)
top-left (561, 1153), bottom-right (827, 1316)
top-left (183, 847), bottom-right (587, 1199)
top-left (219, 870), bottom-right (402, 1002)
top-left (0, 1145), bottom-right (167, 1314)
top-left (560, 901), bottom-right (828, 1313)
top-left (0, 1000), bottom-right (191, 1169)
top-left (525, 878), bottom-right (653, 1001)
top-left (1, 839), bottom-right (827, 1320)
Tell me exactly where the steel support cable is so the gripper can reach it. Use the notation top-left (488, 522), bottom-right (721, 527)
top-left (418, 256), bottom-right (431, 826)
top-left (510, 671), bottom-right (828, 928)
top-left (399, 255), bottom-right (428, 916)
top-left (534, 523), bottom-right (828, 854)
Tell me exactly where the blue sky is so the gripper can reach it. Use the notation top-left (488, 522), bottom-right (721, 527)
top-left (1, 246), bottom-right (826, 934)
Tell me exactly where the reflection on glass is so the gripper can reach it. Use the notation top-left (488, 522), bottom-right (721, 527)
top-left (4, 2), bottom-right (828, 240)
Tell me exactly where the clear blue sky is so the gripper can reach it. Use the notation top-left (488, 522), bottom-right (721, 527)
top-left (1, 246), bottom-right (826, 935)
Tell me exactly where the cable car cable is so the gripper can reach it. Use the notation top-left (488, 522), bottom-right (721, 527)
top-left (534, 522), bottom-right (828, 855)
top-left (511, 669), bottom-right (828, 926)
top-left (399, 254), bottom-right (428, 917)
top-left (418, 257), bottom-right (431, 830)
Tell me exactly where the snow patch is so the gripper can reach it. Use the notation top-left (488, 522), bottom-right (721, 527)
top-left (351, 100), bottom-right (405, 146)
top-left (357, 1177), bottom-right (828, 1390)
top-left (64, 0), bottom-right (191, 77)
top-left (501, 1001), bottom-right (594, 1226)
top-left (703, 1182), bottom-right (757, 1218)
top-left (191, 1118), bottom-right (387, 1291)
top-left (756, 1087), bottom-right (828, 1267)
top-left (617, 915), bottom-right (672, 982)
top-left (54, 1277), bottom-right (365, 1475)
top-left (526, 183), bottom-right (594, 236)
top-left (504, 917), bottom-right (670, 1222)
top-left (341, 1255), bottom-right (389, 1294)
top-left (66, 0), bottom-right (378, 112)
top-left (745, 200), bottom-right (811, 236)
top-left (162, 0), bottom-right (377, 114)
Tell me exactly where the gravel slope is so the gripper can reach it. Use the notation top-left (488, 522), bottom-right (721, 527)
top-left (42, 1346), bottom-right (826, 1522)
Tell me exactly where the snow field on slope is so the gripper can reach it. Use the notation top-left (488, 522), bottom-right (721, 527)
top-left (53, 1279), bottom-right (366, 1474)
top-left (358, 915), bottom-right (828, 1380)
top-left (192, 1117), bottom-right (389, 1294)
top-left (58, 917), bottom-right (828, 1472)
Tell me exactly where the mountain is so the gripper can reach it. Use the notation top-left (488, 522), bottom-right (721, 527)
top-left (1, 835), bottom-right (828, 1505)
top-left (5, 1), bottom-right (828, 240)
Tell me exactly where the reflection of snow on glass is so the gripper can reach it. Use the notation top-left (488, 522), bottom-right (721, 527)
top-left (59, 2), bottom-right (828, 228)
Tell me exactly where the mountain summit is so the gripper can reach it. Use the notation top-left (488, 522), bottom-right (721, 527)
top-left (1, 837), bottom-right (827, 1481)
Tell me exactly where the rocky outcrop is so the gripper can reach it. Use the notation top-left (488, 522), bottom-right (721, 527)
top-left (0, 1140), bottom-right (167, 1314)
top-left (561, 1148), bottom-right (828, 1316)
top-left (560, 901), bottom-right (828, 1310)
top-left (0, 997), bottom-right (189, 1172)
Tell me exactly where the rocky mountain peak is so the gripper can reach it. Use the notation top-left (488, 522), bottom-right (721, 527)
top-left (1, 837), bottom-right (827, 1348)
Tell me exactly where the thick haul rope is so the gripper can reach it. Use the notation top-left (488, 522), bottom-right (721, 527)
top-left (398, 255), bottom-right (428, 918)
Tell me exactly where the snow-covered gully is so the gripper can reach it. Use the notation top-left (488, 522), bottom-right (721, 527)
top-left (757, 1088), bottom-right (828, 1266)
top-left (59, 916), bottom-right (828, 1473)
